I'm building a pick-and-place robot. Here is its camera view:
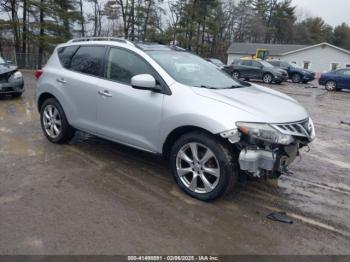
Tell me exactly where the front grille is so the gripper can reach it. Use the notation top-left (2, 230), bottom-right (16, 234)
top-left (0, 72), bottom-right (11, 83)
top-left (272, 119), bottom-right (312, 138)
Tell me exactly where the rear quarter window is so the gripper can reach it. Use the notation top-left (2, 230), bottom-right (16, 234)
top-left (57, 45), bottom-right (79, 68)
top-left (69, 46), bottom-right (106, 77)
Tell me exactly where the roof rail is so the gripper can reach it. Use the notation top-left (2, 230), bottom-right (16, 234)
top-left (67, 37), bottom-right (134, 46)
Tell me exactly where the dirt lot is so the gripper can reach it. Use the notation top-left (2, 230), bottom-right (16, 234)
top-left (0, 71), bottom-right (350, 254)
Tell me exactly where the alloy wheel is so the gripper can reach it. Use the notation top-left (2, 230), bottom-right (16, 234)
top-left (42, 105), bottom-right (62, 138)
top-left (176, 142), bottom-right (220, 194)
top-left (326, 81), bottom-right (336, 91)
top-left (263, 74), bottom-right (272, 83)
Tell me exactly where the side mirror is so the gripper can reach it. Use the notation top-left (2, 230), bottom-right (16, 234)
top-left (131, 74), bottom-right (160, 92)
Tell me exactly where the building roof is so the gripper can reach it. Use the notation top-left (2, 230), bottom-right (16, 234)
top-left (227, 42), bottom-right (307, 55)
top-left (227, 42), bottom-right (350, 57)
top-left (282, 42), bottom-right (350, 56)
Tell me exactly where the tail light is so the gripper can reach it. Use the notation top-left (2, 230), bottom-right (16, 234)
top-left (35, 69), bottom-right (43, 80)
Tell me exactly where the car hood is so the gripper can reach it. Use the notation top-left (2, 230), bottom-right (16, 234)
top-left (192, 84), bottom-right (309, 123)
top-left (0, 64), bottom-right (17, 75)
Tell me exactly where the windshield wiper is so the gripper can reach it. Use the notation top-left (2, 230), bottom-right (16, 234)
top-left (221, 85), bottom-right (244, 89)
top-left (196, 85), bottom-right (219, 89)
top-left (195, 84), bottom-right (245, 89)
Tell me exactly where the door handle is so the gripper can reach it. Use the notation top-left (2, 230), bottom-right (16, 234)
top-left (98, 90), bottom-right (112, 97)
top-left (56, 78), bottom-right (67, 84)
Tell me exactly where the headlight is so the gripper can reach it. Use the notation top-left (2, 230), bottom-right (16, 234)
top-left (12, 71), bottom-right (23, 80)
top-left (236, 122), bottom-right (294, 145)
top-left (308, 118), bottom-right (316, 141)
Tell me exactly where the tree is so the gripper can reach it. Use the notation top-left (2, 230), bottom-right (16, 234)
top-left (333, 23), bottom-right (350, 50)
top-left (270, 0), bottom-right (296, 43)
top-left (294, 17), bottom-right (333, 44)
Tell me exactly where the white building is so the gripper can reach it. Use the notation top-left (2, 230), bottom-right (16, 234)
top-left (227, 42), bottom-right (350, 74)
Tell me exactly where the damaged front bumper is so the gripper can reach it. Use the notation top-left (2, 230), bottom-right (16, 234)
top-left (221, 118), bottom-right (315, 178)
top-left (238, 143), bottom-right (299, 178)
top-left (0, 71), bottom-right (24, 94)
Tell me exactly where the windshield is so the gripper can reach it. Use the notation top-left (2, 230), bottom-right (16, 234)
top-left (148, 51), bottom-right (242, 89)
top-left (260, 60), bottom-right (274, 68)
top-left (0, 57), bottom-right (5, 64)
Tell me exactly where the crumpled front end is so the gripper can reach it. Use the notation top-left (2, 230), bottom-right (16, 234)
top-left (221, 118), bottom-right (315, 178)
top-left (0, 70), bottom-right (24, 94)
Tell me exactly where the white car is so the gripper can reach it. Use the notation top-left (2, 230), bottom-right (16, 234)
top-left (35, 37), bottom-right (315, 201)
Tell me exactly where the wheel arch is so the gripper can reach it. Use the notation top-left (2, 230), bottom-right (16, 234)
top-left (162, 125), bottom-right (216, 159)
top-left (37, 92), bottom-right (58, 111)
top-left (325, 79), bottom-right (338, 88)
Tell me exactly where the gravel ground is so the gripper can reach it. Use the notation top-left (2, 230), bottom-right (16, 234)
top-left (0, 71), bottom-right (349, 254)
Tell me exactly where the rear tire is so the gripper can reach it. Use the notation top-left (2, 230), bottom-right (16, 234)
top-left (40, 98), bottom-right (75, 144)
top-left (169, 131), bottom-right (238, 202)
top-left (325, 80), bottom-right (337, 91)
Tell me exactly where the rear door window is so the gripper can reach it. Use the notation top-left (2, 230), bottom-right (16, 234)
top-left (58, 45), bottom-right (79, 68)
top-left (69, 46), bottom-right (106, 77)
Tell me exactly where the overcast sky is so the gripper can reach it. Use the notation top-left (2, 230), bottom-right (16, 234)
top-left (292, 0), bottom-right (350, 26)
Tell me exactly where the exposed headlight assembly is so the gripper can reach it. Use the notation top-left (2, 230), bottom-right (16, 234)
top-left (236, 122), bottom-right (294, 145)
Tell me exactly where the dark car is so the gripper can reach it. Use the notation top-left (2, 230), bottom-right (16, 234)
top-left (319, 68), bottom-right (350, 91)
top-left (268, 60), bottom-right (315, 84)
top-left (232, 59), bottom-right (288, 84)
top-left (0, 56), bottom-right (24, 97)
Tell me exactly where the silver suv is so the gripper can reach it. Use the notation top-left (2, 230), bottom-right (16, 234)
top-left (35, 37), bottom-right (315, 201)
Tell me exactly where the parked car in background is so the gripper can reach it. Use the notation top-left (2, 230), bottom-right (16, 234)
top-left (232, 59), bottom-right (288, 84)
top-left (0, 56), bottom-right (24, 97)
top-left (36, 38), bottom-right (315, 201)
top-left (319, 68), bottom-right (350, 91)
top-left (268, 60), bottom-right (315, 84)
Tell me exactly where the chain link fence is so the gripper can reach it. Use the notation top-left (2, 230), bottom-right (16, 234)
top-left (1, 51), bottom-right (49, 69)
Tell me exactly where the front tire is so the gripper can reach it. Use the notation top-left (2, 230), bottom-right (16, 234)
top-left (263, 73), bottom-right (273, 84)
top-left (325, 80), bottom-right (337, 91)
top-left (40, 98), bottom-right (75, 144)
top-left (170, 131), bottom-right (238, 201)
top-left (292, 73), bottom-right (302, 83)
